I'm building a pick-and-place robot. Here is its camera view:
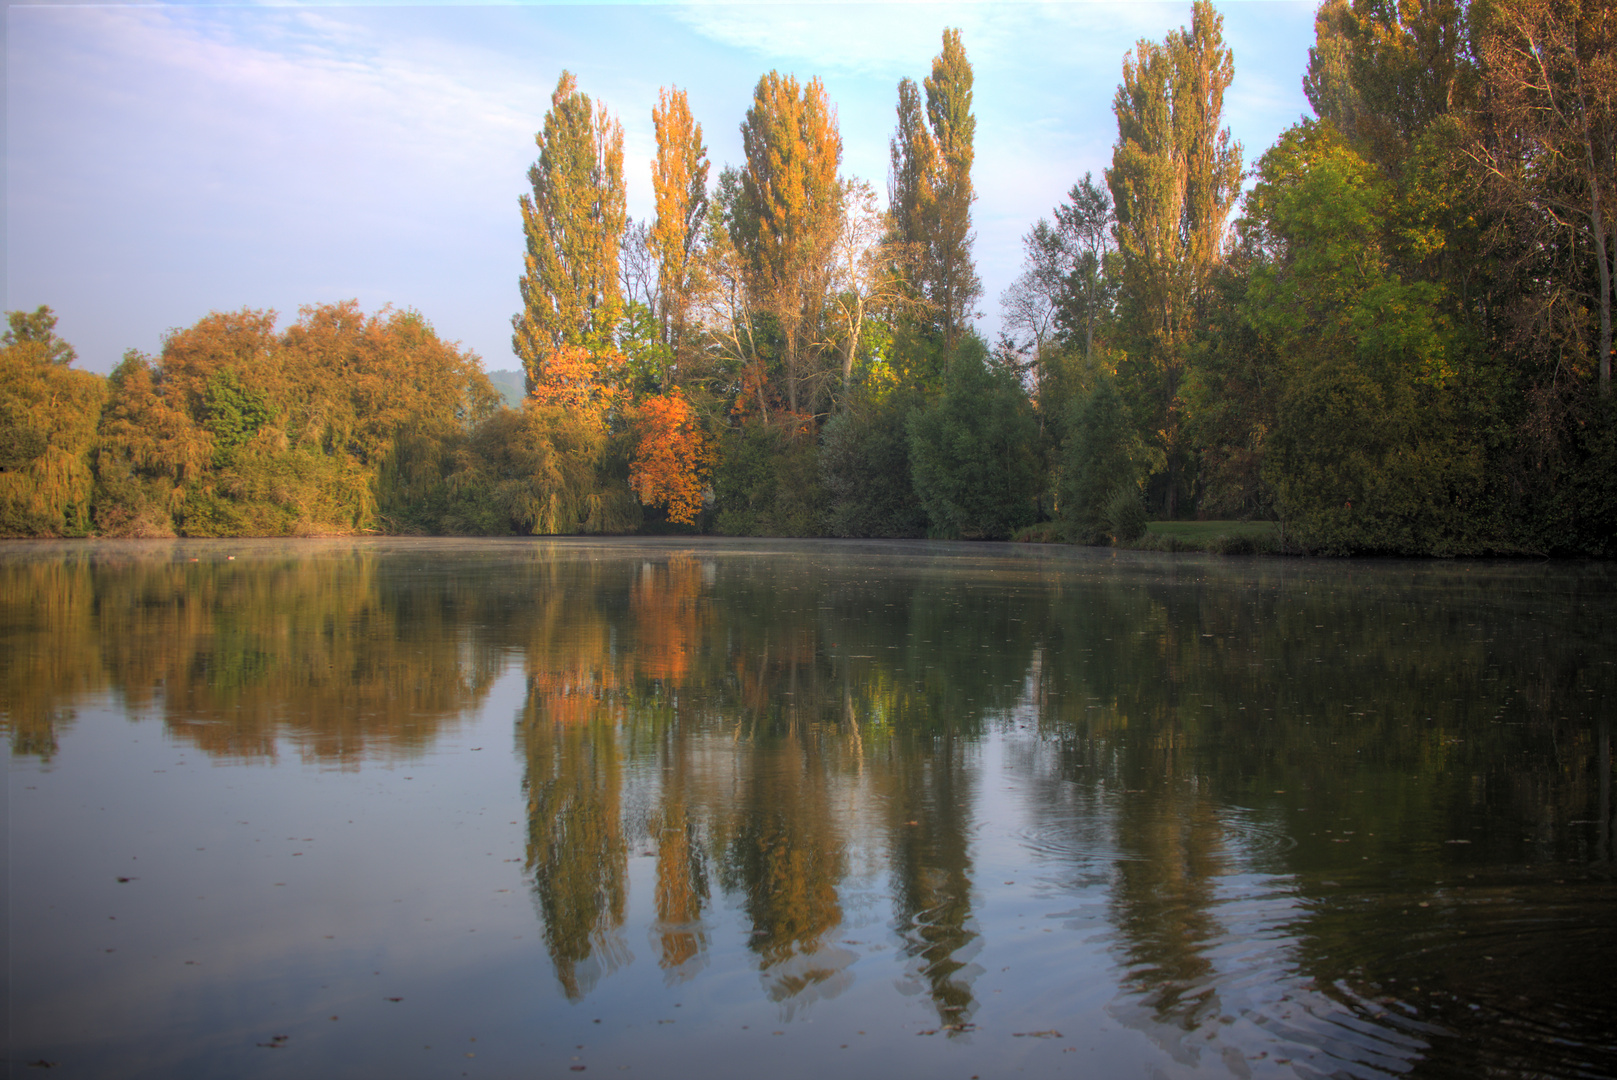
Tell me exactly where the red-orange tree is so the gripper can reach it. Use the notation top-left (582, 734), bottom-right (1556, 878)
top-left (628, 389), bottom-right (712, 523)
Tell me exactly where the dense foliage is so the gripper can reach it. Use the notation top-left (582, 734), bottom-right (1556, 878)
top-left (5, 3), bottom-right (1613, 551)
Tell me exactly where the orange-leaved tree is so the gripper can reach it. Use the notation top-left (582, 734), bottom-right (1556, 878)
top-left (528, 344), bottom-right (624, 428)
top-left (628, 389), bottom-right (712, 524)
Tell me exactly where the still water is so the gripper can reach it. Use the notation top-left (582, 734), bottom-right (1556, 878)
top-left (4, 538), bottom-right (1614, 1079)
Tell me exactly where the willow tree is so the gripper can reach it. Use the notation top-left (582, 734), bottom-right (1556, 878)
top-left (0, 307), bottom-right (104, 537)
top-left (514, 71), bottom-right (628, 395)
top-left (734, 70), bottom-right (844, 417)
top-left (1107, 0), bottom-right (1242, 515)
top-left (889, 29), bottom-right (982, 348)
top-left (650, 86), bottom-right (711, 369)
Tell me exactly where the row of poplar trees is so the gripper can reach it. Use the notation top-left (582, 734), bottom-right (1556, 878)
top-left (4, 2), bottom-right (1613, 552)
top-left (506, 31), bottom-right (998, 539)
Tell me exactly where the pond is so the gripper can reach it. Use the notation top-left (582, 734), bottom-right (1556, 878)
top-left (4, 537), bottom-right (1614, 1079)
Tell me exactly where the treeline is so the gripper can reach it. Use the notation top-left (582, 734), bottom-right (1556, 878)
top-left (4, 1), bottom-right (1614, 552)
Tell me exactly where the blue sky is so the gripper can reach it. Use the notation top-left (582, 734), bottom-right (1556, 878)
top-left (5, 1), bottom-right (1319, 375)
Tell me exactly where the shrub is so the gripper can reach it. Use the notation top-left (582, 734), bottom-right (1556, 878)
top-left (1105, 486), bottom-right (1148, 541)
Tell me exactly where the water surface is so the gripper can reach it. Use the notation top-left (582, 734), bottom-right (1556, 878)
top-left (5, 538), bottom-right (1614, 1079)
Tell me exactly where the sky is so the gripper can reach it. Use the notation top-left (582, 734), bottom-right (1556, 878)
top-left (4, 1), bottom-right (1321, 375)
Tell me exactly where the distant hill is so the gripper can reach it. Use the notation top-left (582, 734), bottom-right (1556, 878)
top-left (486, 369), bottom-right (525, 409)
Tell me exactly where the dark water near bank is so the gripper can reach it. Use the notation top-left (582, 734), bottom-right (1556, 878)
top-left (4, 538), bottom-right (1614, 1079)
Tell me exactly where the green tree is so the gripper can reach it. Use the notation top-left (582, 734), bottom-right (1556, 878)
top-left (1060, 373), bottom-right (1153, 543)
top-left (1468, 0), bottom-right (1615, 398)
top-left (3, 306), bottom-right (78, 368)
top-left (711, 419), bottom-right (822, 537)
top-left (1246, 122), bottom-right (1487, 553)
top-left (1053, 174), bottom-right (1118, 364)
top-left (819, 393), bottom-right (929, 537)
top-left (1108, 0), bottom-right (1243, 517)
top-left (889, 29), bottom-right (982, 349)
top-left (907, 339), bottom-right (1038, 539)
top-left (1303, 0), bottom-right (1366, 141)
top-left (923, 29), bottom-right (981, 347)
top-left (514, 71), bottom-right (628, 395)
top-left (202, 367), bottom-right (274, 468)
top-left (1339, 0), bottom-right (1475, 169)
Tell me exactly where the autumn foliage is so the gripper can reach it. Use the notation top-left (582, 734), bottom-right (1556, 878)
top-left (628, 389), bottom-right (712, 524)
top-left (528, 344), bottom-right (623, 427)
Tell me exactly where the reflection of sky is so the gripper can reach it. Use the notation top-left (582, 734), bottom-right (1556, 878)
top-left (8, 2), bottom-right (1316, 373)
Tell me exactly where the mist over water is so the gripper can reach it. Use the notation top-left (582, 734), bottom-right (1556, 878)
top-left (5, 538), bottom-right (1614, 1079)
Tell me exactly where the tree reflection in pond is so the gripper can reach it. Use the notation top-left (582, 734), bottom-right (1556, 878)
top-left (5, 539), bottom-right (1613, 1076)
top-left (0, 542), bottom-right (499, 764)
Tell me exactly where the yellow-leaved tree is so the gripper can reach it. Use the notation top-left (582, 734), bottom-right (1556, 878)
top-left (0, 307), bottom-right (104, 537)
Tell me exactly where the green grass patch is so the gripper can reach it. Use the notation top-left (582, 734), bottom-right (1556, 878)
top-left (1146, 520), bottom-right (1277, 542)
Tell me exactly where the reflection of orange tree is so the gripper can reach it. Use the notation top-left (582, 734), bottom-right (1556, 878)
top-left (653, 787), bottom-right (709, 974)
top-left (628, 555), bottom-right (706, 684)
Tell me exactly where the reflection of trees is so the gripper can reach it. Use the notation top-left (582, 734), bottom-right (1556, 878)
top-left (511, 552), bottom-right (633, 1000)
top-left (1109, 785), bottom-right (1228, 1027)
top-left (2, 544), bottom-right (500, 764)
top-left (882, 729), bottom-right (979, 1030)
top-left (9, 540), bottom-right (1612, 1050)
top-left (718, 732), bottom-right (848, 1001)
top-left (1021, 557), bottom-right (1616, 1071)
top-left (522, 700), bottom-right (629, 1001)
top-left (0, 553), bottom-right (104, 759)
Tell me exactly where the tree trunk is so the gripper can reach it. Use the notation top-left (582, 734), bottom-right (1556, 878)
top-left (1586, 134), bottom-right (1613, 397)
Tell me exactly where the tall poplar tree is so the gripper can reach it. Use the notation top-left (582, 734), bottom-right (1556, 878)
top-left (650, 86), bottom-right (710, 362)
top-left (735, 71), bottom-right (844, 416)
top-left (888, 29), bottom-right (982, 348)
top-left (888, 78), bottom-right (934, 265)
top-left (924, 28), bottom-right (982, 347)
top-left (1108, 0), bottom-right (1242, 515)
top-left (514, 71), bottom-right (628, 395)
